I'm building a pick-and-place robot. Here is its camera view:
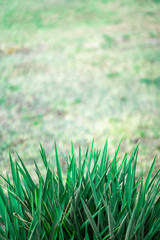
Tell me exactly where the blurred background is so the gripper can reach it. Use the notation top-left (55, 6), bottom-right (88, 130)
top-left (0, 0), bottom-right (160, 176)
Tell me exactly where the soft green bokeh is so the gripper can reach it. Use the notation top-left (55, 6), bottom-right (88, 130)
top-left (0, 0), bottom-right (160, 175)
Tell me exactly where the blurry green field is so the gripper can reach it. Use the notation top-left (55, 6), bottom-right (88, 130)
top-left (0, 0), bottom-right (160, 175)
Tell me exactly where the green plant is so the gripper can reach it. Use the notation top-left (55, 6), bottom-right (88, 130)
top-left (0, 140), bottom-right (160, 239)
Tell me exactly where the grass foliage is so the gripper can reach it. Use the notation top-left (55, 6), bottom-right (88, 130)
top-left (0, 140), bottom-right (160, 239)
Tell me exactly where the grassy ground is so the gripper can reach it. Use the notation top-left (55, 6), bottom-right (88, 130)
top-left (0, 0), bottom-right (160, 176)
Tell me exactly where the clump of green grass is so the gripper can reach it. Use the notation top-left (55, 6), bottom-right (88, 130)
top-left (0, 140), bottom-right (160, 239)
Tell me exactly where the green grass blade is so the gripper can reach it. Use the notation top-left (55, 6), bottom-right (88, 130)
top-left (54, 141), bottom-right (64, 190)
top-left (81, 198), bottom-right (102, 240)
top-left (144, 157), bottom-right (156, 194)
top-left (40, 143), bottom-right (48, 169)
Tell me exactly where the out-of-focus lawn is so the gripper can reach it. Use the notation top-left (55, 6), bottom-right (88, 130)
top-left (0, 0), bottom-right (160, 175)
